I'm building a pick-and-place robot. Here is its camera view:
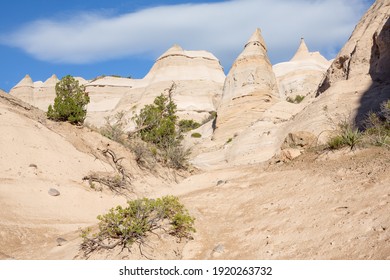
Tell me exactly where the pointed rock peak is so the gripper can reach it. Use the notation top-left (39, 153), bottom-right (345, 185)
top-left (244, 28), bottom-right (267, 51)
top-left (43, 74), bottom-right (59, 86)
top-left (169, 44), bottom-right (183, 51)
top-left (291, 38), bottom-right (310, 61)
top-left (14, 74), bottom-right (33, 88)
top-left (158, 44), bottom-right (184, 60)
top-left (299, 38), bottom-right (309, 52)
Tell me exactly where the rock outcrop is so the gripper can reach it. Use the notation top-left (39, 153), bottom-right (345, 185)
top-left (10, 45), bottom-right (225, 129)
top-left (213, 28), bottom-right (279, 141)
top-left (273, 38), bottom-right (331, 98)
top-left (113, 44), bottom-right (225, 127)
top-left (9, 74), bottom-right (34, 104)
top-left (192, 1), bottom-right (389, 168)
top-left (10, 74), bottom-right (58, 110)
top-left (318, 0), bottom-right (390, 94)
top-left (281, 0), bottom-right (390, 141)
top-left (191, 29), bottom-right (296, 168)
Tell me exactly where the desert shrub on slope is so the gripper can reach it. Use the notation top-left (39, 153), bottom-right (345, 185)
top-left (81, 195), bottom-right (195, 256)
top-left (178, 119), bottom-right (201, 133)
top-left (100, 111), bottom-right (128, 144)
top-left (132, 84), bottom-right (190, 169)
top-left (327, 119), bottom-right (361, 150)
top-left (362, 100), bottom-right (390, 147)
top-left (327, 100), bottom-right (389, 150)
top-left (47, 75), bottom-right (90, 125)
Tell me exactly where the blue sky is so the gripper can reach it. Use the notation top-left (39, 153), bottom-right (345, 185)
top-left (0, 0), bottom-right (374, 92)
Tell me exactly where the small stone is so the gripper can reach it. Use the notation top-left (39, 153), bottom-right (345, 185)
top-left (216, 180), bottom-right (224, 186)
top-left (48, 188), bottom-right (60, 196)
top-left (212, 244), bottom-right (225, 253)
top-left (56, 237), bottom-right (67, 246)
top-left (282, 148), bottom-right (302, 160)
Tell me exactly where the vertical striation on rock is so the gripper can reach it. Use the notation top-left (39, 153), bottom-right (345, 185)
top-left (317, 0), bottom-right (390, 96)
top-left (214, 28), bottom-right (279, 141)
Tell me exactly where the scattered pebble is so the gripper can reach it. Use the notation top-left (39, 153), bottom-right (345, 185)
top-left (48, 188), bottom-right (60, 196)
top-left (56, 237), bottom-right (67, 246)
top-left (212, 244), bottom-right (225, 254)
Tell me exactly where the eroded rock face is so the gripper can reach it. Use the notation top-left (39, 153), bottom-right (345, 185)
top-left (317, 0), bottom-right (390, 95)
top-left (9, 74), bottom-right (34, 104)
top-left (273, 38), bottom-right (331, 98)
top-left (284, 0), bottom-right (390, 141)
top-left (10, 45), bottom-right (225, 129)
top-left (10, 74), bottom-right (78, 112)
top-left (113, 45), bottom-right (225, 127)
top-left (213, 29), bottom-right (279, 141)
top-left (370, 14), bottom-right (390, 82)
top-left (281, 131), bottom-right (317, 150)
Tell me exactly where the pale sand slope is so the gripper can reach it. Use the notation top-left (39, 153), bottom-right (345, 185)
top-left (178, 148), bottom-right (390, 259)
top-left (0, 92), bottom-right (187, 260)
top-left (0, 93), bottom-right (126, 259)
top-left (1, 0), bottom-right (389, 261)
top-left (1, 89), bottom-right (389, 260)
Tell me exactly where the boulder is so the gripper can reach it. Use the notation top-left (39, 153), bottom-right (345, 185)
top-left (282, 131), bottom-right (317, 149)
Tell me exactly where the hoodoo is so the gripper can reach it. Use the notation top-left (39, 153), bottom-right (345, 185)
top-left (42, 74), bottom-right (59, 87)
top-left (113, 44), bottom-right (225, 126)
top-left (290, 38), bottom-right (310, 61)
top-left (273, 38), bottom-right (331, 98)
top-left (214, 28), bottom-right (279, 140)
top-left (9, 74), bottom-right (34, 104)
top-left (281, 0), bottom-right (390, 140)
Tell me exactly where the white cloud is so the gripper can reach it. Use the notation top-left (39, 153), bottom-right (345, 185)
top-left (2, 0), bottom-right (371, 69)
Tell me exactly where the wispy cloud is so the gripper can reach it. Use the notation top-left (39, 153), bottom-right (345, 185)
top-left (2, 0), bottom-right (370, 68)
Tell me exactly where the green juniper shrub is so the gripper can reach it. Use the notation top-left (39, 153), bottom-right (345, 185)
top-left (191, 132), bottom-right (202, 138)
top-left (81, 195), bottom-right (195, 254)
top-left (179, 119), bottom-right (201, 133)
top-left (47, 75), bottom-right (90, 125)
top-left (133, 93), bottom-right (178, 148)
top-left (286, 95), bottom-right (305, 104)
top-left (132, 85), bottom-right (190, 169)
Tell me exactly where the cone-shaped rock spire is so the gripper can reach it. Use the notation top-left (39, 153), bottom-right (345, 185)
top-left (221, 28), bottom-right (278, 103)
top-left (43, 74), bottom-right (59, 87)
top-left (214, 28), bottom-right (279, 141)
top-left (244, 28), bottom-right (267, 51)
top-left (238, 28), bottom-right (268, 61)
top-left (273, 37), bottom-right (330, 98)
top-left (13, 74), bottom-right (33, 88)
top-left (9, 75), bottom-right (34, 103)
top-left (157, 44), bottom-right (184, 60)
top-left (291, 38), bottom-right (309, 61)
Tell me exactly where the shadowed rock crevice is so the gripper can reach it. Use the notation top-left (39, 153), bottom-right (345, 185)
top-left (355, 16), bottom-right (390, 128)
